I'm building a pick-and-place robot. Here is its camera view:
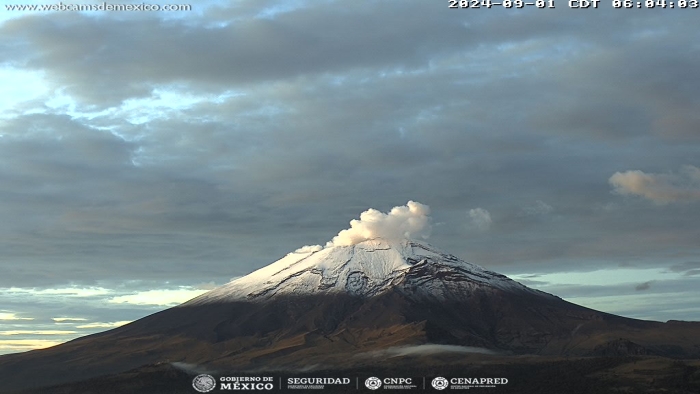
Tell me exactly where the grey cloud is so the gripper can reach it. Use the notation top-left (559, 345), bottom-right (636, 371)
top-left (522, 200), bottom-right (554, 216)
top-left (534, 278), bottom-right (699, 300)
top-left (6, 0), bottom-right (694, 113)
top-left (468, 208), bottom-right (492, 231)
top-left (513, 278), bottom-right (549, 287)
top-left (529, 33), bottom-right (700, 141)
top-left (566, 289), bottom-right (700, 322)
top-left (668, 262), bottom-right (700, 276)
top-left (0, 114), bottom-right (307, 287)
top-left (1, 1), bottom-right (473, 107)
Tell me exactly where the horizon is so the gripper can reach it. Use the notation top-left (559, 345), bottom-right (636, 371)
top-left (1, 1), bottom-right (699, 355)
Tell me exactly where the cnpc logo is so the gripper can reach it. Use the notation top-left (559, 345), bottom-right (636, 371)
top-left (364, 377), bottom-right (414, 390)
top-left (365, 377), bottom-right (382, 390)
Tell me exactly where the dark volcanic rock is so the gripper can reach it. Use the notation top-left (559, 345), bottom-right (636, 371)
top-left (590, 338), bottom-right (653, 357)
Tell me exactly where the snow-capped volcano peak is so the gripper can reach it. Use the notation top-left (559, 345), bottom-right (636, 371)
top-left (184, 202), bottom-right (535, 306)
top-left (184, 237), bottom-right (530, 305)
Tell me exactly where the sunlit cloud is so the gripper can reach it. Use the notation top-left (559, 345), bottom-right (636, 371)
top-left (0, 312), bottom-right (33, 321)
top-left (76, 321), bottom-right (131, 329)
top-left (2, 287), bottom-right (112, 297)
top-left (115, 88), bottom-right (244, 124)
top-left (108, 288), bottom-right (208, 306)
top-left (0, 67), bottom-right (48, 117)
top-left (52, 317), bottom-right (88, 322)
top-left (0, 339), bottom-right (62, 353)
top-left (0, 330), bottom-right (77, 336)
top-left (609, 165), bottom-right (700, 204)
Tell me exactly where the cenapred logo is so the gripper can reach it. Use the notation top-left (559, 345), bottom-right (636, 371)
top-left (365, 376), bottom-right (382, 390)
top-left (192, 374), bottom-right (217, 393)
top-left (431, 377), bottom-right (449, 390)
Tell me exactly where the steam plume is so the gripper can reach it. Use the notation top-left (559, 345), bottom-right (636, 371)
top-left (327, 201), bottom-right (431, 247)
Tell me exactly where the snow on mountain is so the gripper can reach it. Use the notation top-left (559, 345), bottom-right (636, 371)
top-left (184, 201), bottom-right (543, 306)
top-left (184, 238), bottom-right (533, 305)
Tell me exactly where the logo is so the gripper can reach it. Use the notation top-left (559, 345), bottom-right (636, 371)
top-left (365, 376), bottom-right (382, 390)
top-left (192, 374), bottom-right (216, 393)
top-left (446, 377), bottom-right (509, 389)
top-left (432, 377), bottom-right (449, 390)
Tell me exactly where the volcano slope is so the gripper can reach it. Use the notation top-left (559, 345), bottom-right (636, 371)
top-left (1, 238), bottom-right (699, 392)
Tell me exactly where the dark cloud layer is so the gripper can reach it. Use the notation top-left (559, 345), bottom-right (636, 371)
top-left (0, 0), bottom-right (698, 325)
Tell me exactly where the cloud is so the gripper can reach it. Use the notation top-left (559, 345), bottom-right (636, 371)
top-left (108, 288), bottom-right (209, 306)
top-left (2, 287), bottom-right (112, 298)
top-left (0, 312), bottom-right (33, 321)
top-left (194, 282), bottom-right (218, 291)
top-left (635, 281), bottom-right (653, 291)
top-left (52, 317), bottom-right (87, 322)
top-left (667, 262), bottom-right (700, 276)
top-left (522, 200), bottom-right (553, 216)
top-left (327, 201), bottom-right (431, 246)
top-left (360, 344), bottom-right (501, 358)
top-left (75, 321), bottom-right (131, 329)
top-left (609, 165), bottom-right (700, 204)
top-left (468, 208), bottom-right (492, 231)
top-left (0, 1), bottom-right (471, 107)
top-left (0, 339), bottom-right (62, 354)
top-left (0, 330), bottom-right (77, 336)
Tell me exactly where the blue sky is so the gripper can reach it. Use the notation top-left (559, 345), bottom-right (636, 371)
top-left (1, 0), bottom-right (699, 354)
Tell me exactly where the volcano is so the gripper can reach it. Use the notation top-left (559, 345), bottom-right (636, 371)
top-left (2, 235), bottom-right (700, 392)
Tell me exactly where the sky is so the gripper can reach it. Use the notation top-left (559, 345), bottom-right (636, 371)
top-left (0, 0), bottom-right (699, 355)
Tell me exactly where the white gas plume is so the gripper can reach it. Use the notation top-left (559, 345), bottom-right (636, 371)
top-left (326, 201), bottom-right (431, 247)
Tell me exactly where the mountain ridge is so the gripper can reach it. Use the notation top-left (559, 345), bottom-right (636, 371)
top-left (1, 236), bottom-right (699, 392)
